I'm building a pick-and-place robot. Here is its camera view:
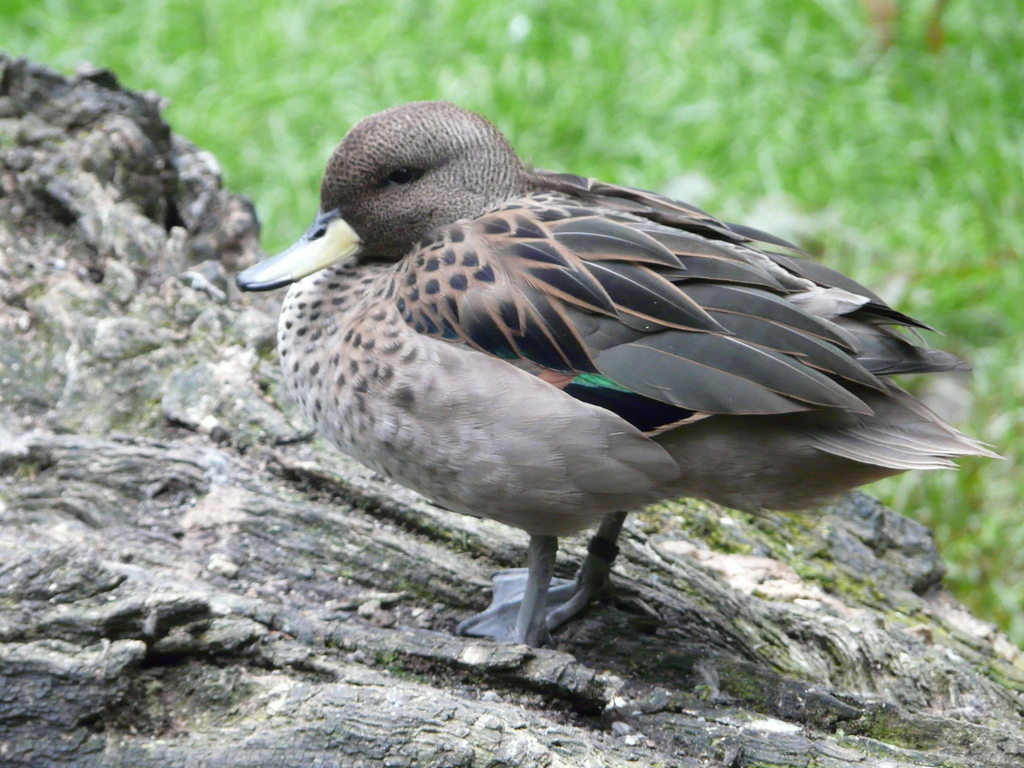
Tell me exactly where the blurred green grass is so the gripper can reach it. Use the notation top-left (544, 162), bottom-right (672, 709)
top-left (4, 0), bottom-right (1023, 642)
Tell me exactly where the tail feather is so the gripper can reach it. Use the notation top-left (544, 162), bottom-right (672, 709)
top-left (810, 434), bottom-right (958, 470)
top-left (809, 382), bottom-right (1000, 470)
top-left (655, 379), bottom-right (998, 512)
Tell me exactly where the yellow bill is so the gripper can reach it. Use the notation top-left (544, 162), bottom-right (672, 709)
top-left (236, 215), bottom-right (361, 292)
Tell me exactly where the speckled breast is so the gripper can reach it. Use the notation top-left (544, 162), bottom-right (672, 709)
top-left (272, 259), bottom-right (672, 537)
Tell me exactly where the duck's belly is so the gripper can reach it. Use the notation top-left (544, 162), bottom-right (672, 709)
top-left (280, 307), bottom-right (678, 537)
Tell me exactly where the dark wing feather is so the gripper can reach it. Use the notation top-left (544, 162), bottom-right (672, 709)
top-left (456, 290), bottom-right (521, 361)
top-left (723, 221), bottom-right (805, 253)
top-left (532, 171), bottom-right (718, 222)
top-left (638, 227), bottom-right (758, 260)
top-left (516, 291), bottom-right (596, 372)
top-left (772, 253), bottom-right (886, 302)
top-left (392, 183), bottom-right (952, 428)
top-left (596, 331), bottom-right (871, 414)
top-left (533, 172), bottom-right (742, 241)
top-left (563, 379), bottom-right (696, 433)
top-left (584, 261), bottom-right (724, 332)
top-left (549, 216), bottom-right (684, 268)
top-left (706, 311), bottom-right (885, 391)
top-left (835, 320), bottom-right (970, 375)
top-left (770, 253), bottom-right (936, 331)
top-left (596, 342), bottom-right (812, 415)
top-left (660, 258), bottom-right (787, 291)
top-left (678, 283), bottom-right (857, 352)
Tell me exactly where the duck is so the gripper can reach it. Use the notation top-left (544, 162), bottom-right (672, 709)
top-left (237, 101), bottom-right (995, 647)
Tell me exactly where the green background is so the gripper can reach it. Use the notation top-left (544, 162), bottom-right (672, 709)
top-left (4, 0), bottom-right (1023, 643)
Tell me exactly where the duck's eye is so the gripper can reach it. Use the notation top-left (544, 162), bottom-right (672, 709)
top-left (385, 167), bottom-right (424, 185)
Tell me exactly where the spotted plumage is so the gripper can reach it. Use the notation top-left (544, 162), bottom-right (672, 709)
top-left (239, 101), bottom-right (996, 646)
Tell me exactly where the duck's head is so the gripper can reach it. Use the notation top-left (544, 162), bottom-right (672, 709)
top-left (237, 101), bottom-right (528, 291)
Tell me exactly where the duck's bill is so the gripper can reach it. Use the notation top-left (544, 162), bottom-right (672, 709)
top-left (236, 214), bottom-right (362, 292)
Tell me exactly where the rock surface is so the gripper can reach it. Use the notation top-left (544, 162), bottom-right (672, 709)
top-left (1, 55), bottom-right (1023, 767)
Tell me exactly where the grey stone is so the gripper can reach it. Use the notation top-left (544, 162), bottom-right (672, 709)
top-left (161, 351), bottom-right (306, 446)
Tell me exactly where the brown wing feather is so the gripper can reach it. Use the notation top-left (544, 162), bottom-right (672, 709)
top-left (393, 186), bottom-right (957, 418)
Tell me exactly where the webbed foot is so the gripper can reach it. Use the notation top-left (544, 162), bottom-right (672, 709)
top-left (455, 568), bottom-right (579, 644)
top-left (457, 512), bottom-right (626, 646)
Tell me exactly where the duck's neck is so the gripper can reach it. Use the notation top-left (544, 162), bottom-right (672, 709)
top-left (277, 258), bottom-right (396, 355)
top-left (290, 257), bottom-right (393, 311)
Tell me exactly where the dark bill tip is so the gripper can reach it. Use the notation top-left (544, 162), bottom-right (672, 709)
top-left (236, 272), bottom-right (293, 292)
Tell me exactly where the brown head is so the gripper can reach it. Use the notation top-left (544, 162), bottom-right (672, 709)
top-left (237, 101), bottom-right (529, 290)
top-left (321, 101), bottom-right (529, 260)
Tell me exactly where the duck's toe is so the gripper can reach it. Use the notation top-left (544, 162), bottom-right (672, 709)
top-left (458, 515), bottom-right (626, 646)
top-left (456, 568), bottom-right (579, 645)
top-left (544, 554), bottom-right (615, 631)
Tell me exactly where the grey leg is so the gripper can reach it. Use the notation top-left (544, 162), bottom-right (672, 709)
top-left (457, 512), bottom-right (628, 645)
top-left (513, 535), bottom-right (559, 646)
top-left (546, 511), bottom-right (627, 630)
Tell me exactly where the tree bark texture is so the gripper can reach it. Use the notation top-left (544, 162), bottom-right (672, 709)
top-left (1, 55), bottom-right (1022, 767)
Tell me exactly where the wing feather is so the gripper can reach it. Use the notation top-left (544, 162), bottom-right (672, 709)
top-left (549, 216), bottom-right (684, 268)
top-left (584, 261), bottom-right (724, 332)
top-left (597, 331), bottom-right (870, 414)
top-left (392, 185), bottom-right (951, 429)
